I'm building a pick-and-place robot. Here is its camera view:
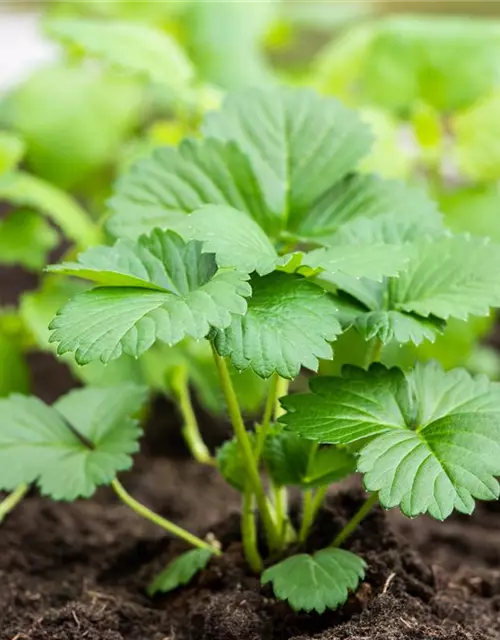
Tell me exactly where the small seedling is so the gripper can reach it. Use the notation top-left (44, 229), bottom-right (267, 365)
top-left (2, 84), bottom-right (500, 615)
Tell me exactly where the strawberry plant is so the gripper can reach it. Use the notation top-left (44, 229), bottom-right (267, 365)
top-left (2, 84), bottom-right (500, 615)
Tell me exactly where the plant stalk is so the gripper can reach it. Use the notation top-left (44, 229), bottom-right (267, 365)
top-left (0, 484), bottom-right (29, 523)
top-left (241, 488), bottom-right (263, 572)
top-left (171, 366), bottom-right (215, 466)
top-left (299, 485), bottom-right (328, 543)
top-left (365, 337), bottom-right (383, 368)
top-left (331, 492), bottom-right (379, 548)
top-left (211, 345), bottom-right (280, 551)
top-left (111, 479), bottom-right (220, 555)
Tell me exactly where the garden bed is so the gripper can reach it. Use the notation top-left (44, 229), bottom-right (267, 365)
top-left (0, 396), bottom-right (499, 640)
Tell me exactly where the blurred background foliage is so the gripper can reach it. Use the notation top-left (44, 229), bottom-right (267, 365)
top-left (1, 0), bottom-right (500, 407)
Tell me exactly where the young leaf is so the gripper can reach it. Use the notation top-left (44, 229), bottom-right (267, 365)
top-left (47, 18), bottom-right (195, 91)
top-left (170, 205), bottom-right (281, 276)
top-left (202, 86), bottom-right (372, 226)
top-left (304, 243), bottom-right (408, 282)
top-left (261, 548), bottom-right (366, 613)
top-left (107, 138), bottom-right (275, 239)
top-left (0, 385), bottom-right (147, 499)
top-left (212, 272), bottom-right (342, 379)
top-left (301, 446), bottom-right (356, 489)
top-left (0, 171), bottom-right (99, 246)
top-left (281, 362), bottom-right (500, 519)
top-left (148, 548), bottom-right (214, 596)
top-left (216, 436), bottom-right (251, 492)
top-left (48, 230), bottom-right (250, 364)
top-left (0, 210), bottom-right (59, 271)
top-left (263, 431), bottom-right (313, 487)
top-left (263, 431), bottom-right (355, 489)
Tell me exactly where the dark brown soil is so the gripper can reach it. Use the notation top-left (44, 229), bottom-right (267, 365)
top-left (1, 458), bottom-right (499, 640)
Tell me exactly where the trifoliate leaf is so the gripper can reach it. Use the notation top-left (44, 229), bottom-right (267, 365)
top-left (0, 385), bottom-right (147, 499)
top-left (304, 244), bottom-right (408, 282)
top-left (452, 92), bottom-right (500, 182)
top-left (281, 362), bottom-right (500, 519)
top-left (173, 205), bottom-right (281, 276)
top-left (107, 138), bottom-right (274, 239)
top-left (0, 210), bottom-right (59, 271)
top-left (47, 18), bottom-right (195, 91)
top-left (261, 548), bottom-right (366, 613)
top-left (203, 86), bottom-right (372, 227)
top-left (148, 548), bottom-right (214, 596)
top-left (212, 272), bottom-right (342, 379)
top-left (48, 230), bottom-right (250, 364)
top-left (0, 171), bottom-right (99, 246)
top-left (321, 235), bottom-right (500, 346)
top-left (0, 131), bottom-right (25, 174)
top-left (294, 174), bottom-right (439, 245)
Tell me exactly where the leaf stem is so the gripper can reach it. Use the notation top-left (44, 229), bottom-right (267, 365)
top-left (365, 337), bottom-right (383, 368)
top-left (211, 345), bottom-right (280, 551)
top-left (171, 366), bottom-right (215, 466)
top-left (111, 478), bottom-right (221, 555)
top-left (254, 373), bottom-right (279, 461)
top-left (0, 484), bottom-right (29, 523)
top-left (331, 492), bottom-right (379, 548)
top-left (241, 488), bottom-right (263, 572)
top-left (299, 486), bottom-right (328, 543)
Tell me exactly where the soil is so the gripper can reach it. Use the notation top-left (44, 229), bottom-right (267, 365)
top-left (1, 266), bottom-right (499, 639)
top-left (0, 454), bottom-right (499, 640)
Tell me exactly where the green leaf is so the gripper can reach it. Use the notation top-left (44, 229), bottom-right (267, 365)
top-left (322, 235), bottom-right (500, 346)
top-left (302, 446), bottom-right (356, 489)
top-left (439, 184), bottom-right (500, 243)
top-left (171, 205), bottom-right (281, 276)
top-left (0, 210), bottom-right (59, 271)
top-left (47, 18), bottom-right (195, 91)
top-left (48, 230), bottom-right (250, 364)
top-left (148, 548), bottom-right (213, 596)
top-left (263, 431), bottom-right (313, 487)
top-left (212, 272), bottom-right (342, 379)
top-left (452, 92), bottom-right (500, 182)
top-left (281, 362), bottom-right (500, 519)
top-left (347, 17), bottom-right (500, 113)
top-left (392, 237), bottom-right (500, 321)
top-left (0, 334), bottom-right (29, 397)
top-left (263, 431), bottom-right (355, 489)
top-left (294, 174), bottom-right (440, 245)
top-left (304, 244), bottom-right (408, 282)
top-left (202, 86), bottom-right (372, 228)
top-left (261, 548), bottom-right (366, 613)
top-left (107, 138), bottom-right (275, 239)
top-left (1, 63), bottom-right (142, 191)
top-left (0, 385), bottom-right (147, 499)
top-left (0, 171), bottom-right (99, 246)
top-left (0, 131), bottom-right (25, 174)
top-left (216, 436), bottom-right (250, 492)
